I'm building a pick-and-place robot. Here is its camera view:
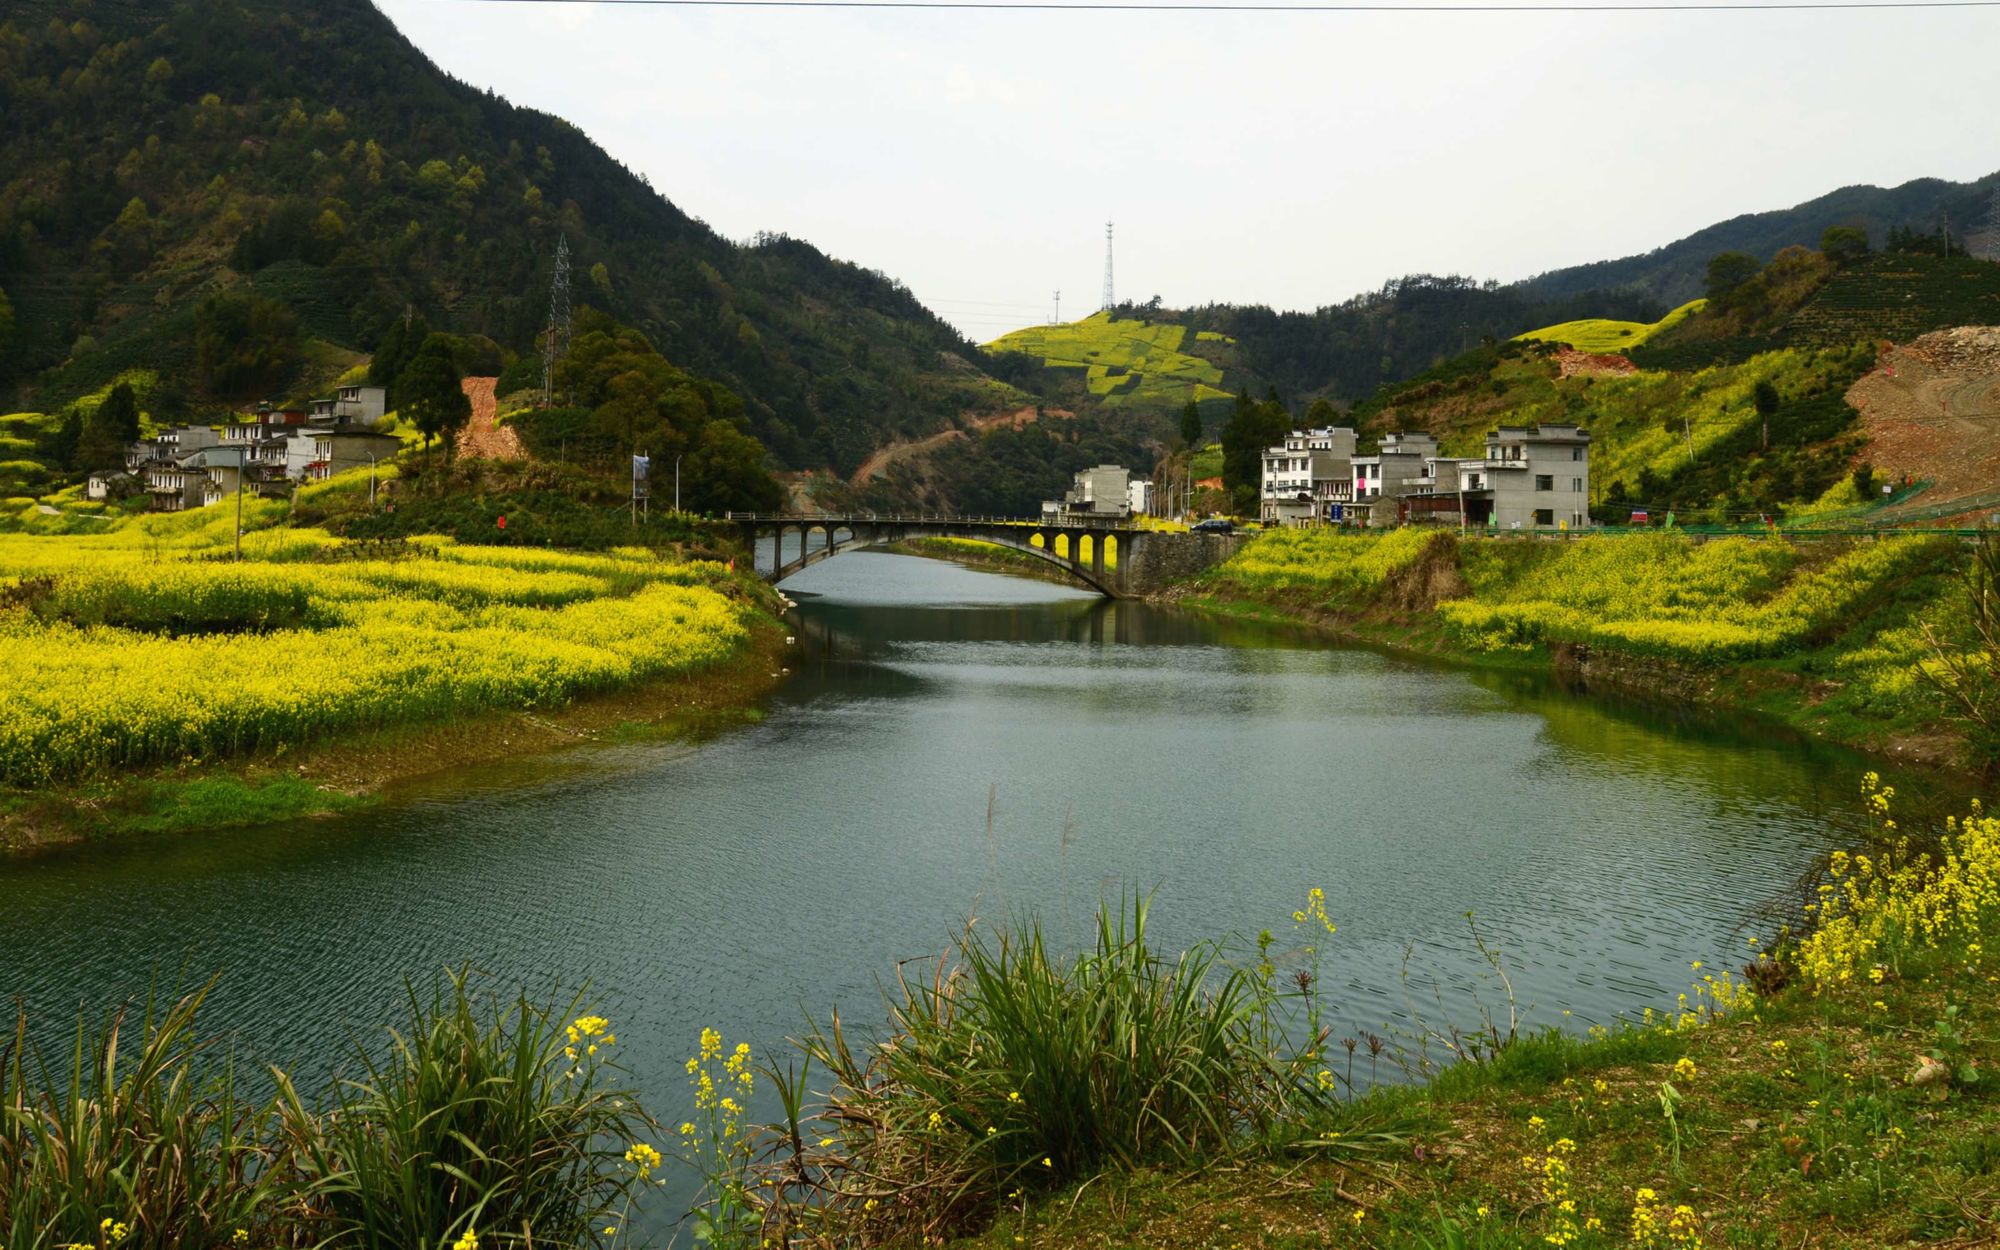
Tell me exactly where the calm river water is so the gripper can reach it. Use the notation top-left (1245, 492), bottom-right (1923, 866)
top-left (0, 550), bottom-right (1933, 1208)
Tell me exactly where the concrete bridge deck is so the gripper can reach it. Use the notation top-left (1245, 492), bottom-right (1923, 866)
top-left (727, 513), bottom-right (1243, 598)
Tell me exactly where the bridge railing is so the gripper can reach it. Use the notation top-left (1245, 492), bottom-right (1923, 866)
top-left (725, 511), bottom-right (1137, 530)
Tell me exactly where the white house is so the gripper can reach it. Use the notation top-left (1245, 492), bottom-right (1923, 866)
top-left (1260, 426), bottom-right (1357, 526)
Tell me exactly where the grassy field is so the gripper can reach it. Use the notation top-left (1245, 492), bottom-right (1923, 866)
top-left (1517, 299), bottom-right (1706, 354)
top-left (986, 311), bottom-right (1234, 408)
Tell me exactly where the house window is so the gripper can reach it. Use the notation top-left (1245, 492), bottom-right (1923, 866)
top-left (1533, 509), bottom-right (1555, 527)
top-left (1572, 447), bottom-right (1584, 461)
top-left (1534, 474), bottom-right (1554, 491)
top-left (1571, 478), bottom-right (1584, 493)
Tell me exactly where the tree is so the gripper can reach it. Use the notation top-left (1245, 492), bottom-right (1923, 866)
top-left (1304, 396), bottom-right (1338, 428)
top-left (1179, 398), bottom-right (1202, 449)
top-left (1219, 389), bottom-right (1292, 508)
top-left (1852, 462), bottom-right (1877, 499)
top-left (369, 312), bottom-right (432, 396)
top-left (1753, 380), bottom-right (1780, 450)
top-left (685, 420), bottom-right (784, 513)
top-left (1820, 226), bottom-right (1870, 266)
top-left (398, 335), bottom-right (471, 457)
top-left (194, 291), bottom-right (300, 398)
top-left (1704, 251), bottom-right (1762, 305)
top-left (76, 381), bottom-right (140, 468)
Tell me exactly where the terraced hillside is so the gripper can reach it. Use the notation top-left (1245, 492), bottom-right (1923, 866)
top-left (1786, 254), bottom-right (2000, 344)
top-left (985, 312), bottom-right (1234, 409)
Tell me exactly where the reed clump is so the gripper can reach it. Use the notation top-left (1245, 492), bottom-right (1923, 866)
top-left (0, 972), bottom-right (655, 1250)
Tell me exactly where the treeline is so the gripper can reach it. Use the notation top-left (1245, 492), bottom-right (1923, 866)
top-left (1158, 275), bottom-right (1660, 407)
top-left (852, 412), bottom-right (1164, 516)
top-left (0, 1), bottom-right (996, 473)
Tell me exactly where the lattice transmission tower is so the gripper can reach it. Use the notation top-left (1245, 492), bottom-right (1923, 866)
top-left (1100, 221), bottom-right (1115, 311)
top-left (540, 234), bottom-right (573, 408)
top-left (1981, 184), bottom-right (2000, 260)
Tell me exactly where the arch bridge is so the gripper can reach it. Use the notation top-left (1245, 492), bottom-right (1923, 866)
top-left (728, 514), bottom-right (1243, 599)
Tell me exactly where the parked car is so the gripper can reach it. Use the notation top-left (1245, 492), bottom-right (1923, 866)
top-left (1190, 518), bottom-right (1235, 533)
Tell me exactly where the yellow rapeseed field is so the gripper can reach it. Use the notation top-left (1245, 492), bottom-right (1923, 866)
top-left (0, 512), bottom-right (753, 787)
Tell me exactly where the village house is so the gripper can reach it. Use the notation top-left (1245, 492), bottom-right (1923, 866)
top-left (306, 429), bottom-right (401, 482)
top-left (1405, 423), bottom-right (1593, 530)
top-left (1045, 464), bottom-right (1133, 523)
top-left (1260, 426), bottom-right (1356, 526)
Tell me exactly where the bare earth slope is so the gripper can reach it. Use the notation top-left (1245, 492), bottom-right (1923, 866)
top-left (453, 377), bottom-right (524, 460)
top-left (1846, 328), bottom-right (2000, 507)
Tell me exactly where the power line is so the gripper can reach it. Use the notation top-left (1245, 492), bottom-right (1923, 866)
top-left (434, 0), bottom-right (2000, 12)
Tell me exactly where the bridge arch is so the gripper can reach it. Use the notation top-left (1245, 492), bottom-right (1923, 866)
top-left (765, 523), bottom-right (1121, 597)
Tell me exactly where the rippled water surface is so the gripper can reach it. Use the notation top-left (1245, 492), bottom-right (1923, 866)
top-left (0, 550), bottom-right (1927, 1214)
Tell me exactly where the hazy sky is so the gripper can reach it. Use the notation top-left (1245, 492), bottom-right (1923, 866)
top-left (378, 0), bottom-right (2000, 341)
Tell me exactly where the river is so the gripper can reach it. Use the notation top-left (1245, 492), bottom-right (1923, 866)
top-left (0, 550), bottom-right (1923, 1213)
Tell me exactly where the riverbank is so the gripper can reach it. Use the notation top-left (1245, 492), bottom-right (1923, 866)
top-left (0, 614), bottom-right (790, 854)
top-left (1162, 527), bottom-right (1988, 779)
top-left (770, 782), bottom-right (2000, 1250)
top-left (0, 503), bottom-right (795, 854)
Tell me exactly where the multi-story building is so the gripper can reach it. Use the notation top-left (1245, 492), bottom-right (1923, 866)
top-left (305, 430), bottom-right (402, 482)
top-left (1406, 423), bottom-right (1592, 530)
top-left (1049, 464), bottom-right (1133, 523)
top-left (1260, 426), bottom-right (1356, 526)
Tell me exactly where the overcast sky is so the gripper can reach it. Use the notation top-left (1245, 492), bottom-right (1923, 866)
top-left (378, 0), bottom-right (2000, 341)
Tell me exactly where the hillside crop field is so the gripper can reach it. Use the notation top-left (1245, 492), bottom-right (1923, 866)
top-left (986, 312), bottom-right (1234, 407)
top-left (1202, 527), bottom-right (1976, 763)
top-left (1516, 299), bottom-right (1705, 354)
top-left (0, 476), bottom-right (762, 790)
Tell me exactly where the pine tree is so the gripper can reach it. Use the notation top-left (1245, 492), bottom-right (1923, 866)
top-left (1179, 398), bottom-right (1202, 448)
top-left (399, 336), bottom-right (471, 458)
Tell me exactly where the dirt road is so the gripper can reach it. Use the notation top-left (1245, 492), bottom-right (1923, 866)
top-left (454, 376), bottom-right (525, 459)
top-left (849, 405), bottom-right (1070, 487)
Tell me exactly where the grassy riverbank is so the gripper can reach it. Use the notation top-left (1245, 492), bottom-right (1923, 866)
top-left (0, 480), bottom-right (789, 851)
top-left (1172, 528), bottom-right (1992, 777)
top-left (8, 784), bottom-right (1995, 1248)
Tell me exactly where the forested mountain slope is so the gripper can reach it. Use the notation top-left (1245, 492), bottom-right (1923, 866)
top-left (0, 0), bottom-right (1006, 474)
top-left (1516, 173), bottom-right (2000, 305)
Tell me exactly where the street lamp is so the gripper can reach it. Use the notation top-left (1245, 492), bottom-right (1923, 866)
top-left (674, 454), bottom-right (682, 514)
top-left (365, 451), bottom-right (378, 509)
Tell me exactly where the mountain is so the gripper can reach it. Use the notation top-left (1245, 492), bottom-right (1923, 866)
top-left (1515, 173), bottom-right (2000, 305)
top-left (0, 0), bottom-right (1009, 475)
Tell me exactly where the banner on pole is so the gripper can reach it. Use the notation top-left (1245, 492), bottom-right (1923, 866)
top-left (632, 454), bottom-right (650, 501)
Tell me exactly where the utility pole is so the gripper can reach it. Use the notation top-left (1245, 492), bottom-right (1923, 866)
top-left (233, 457), bottom-right (244, 561)
top-left (540, 234), bottom-right (573, 409)
top-left (1100, 221), bottom-right (1115, 312)
top-left (1052, 290), bottom-right (1061, 325)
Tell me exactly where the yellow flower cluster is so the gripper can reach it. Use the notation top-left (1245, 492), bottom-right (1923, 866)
top-left (1795, 776), bottom-right (1998, 987)
top-left (1518, 1131), bottom-right (1581, 1248)
top-left (1442, 535), bottom-right (1948, 665)
top-left (1291, 886), bottom-right (1338, 936)
top-left (1629, 1188), bottom-right (1704, 1247)
top-left (565, 1014), bottom-right (615, 1062)
top-left (1219, 527), bottom-right (1446, 596)
top-left (625, 1141), bottom-right (664, 1178)
top-left (0, 533), bottom-right (751, 785)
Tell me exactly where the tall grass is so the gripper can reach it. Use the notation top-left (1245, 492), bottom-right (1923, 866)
top-left (773, 896), bottom-right (1320, 1243)
top-left (0, 974), bottom-right (654, 1250)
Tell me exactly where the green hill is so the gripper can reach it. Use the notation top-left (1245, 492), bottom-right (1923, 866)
top-left (1516, 173), bottom-right (2000, 305)
top-left (985, 311), bottom-right (1234, 409)
top-left (0, 0), bottom-right (1009, 475)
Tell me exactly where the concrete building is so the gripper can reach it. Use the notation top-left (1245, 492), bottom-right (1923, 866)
top-left (1127, 478), bottom-right (1155, 516)
top-left (1050, 464), bottom-right (1133, 522)
top-left (1344, 431), bottom-right (1438, 526)
top-left (1404, 423), bottom-right (1593, 530)
top-left (333, 385), bottom-right (388, 424)
top-left (1259, 426), bottom-right (1357, 526)
top-left (305, 430), bottom-right (401, 482)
